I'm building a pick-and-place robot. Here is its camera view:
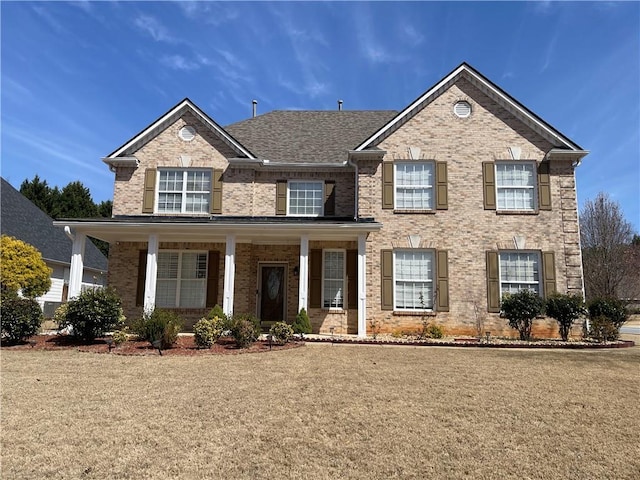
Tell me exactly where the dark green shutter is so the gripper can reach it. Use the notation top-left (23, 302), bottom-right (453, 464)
top-left (486, 251), bottom-right (500, 312)
top-left (136, 250), bottom-right (147, 307)
top-left (276, 180), bottom-right (287, 215)
top-left (211, 169), bottom-right (223, 214)
top-left (142, 169), bottom-right (156, 213)
top-left (382, 162), bottom-right (394, 209)
top-left (324, 181), bottom-right (335, 216)
top-left (435, 162), bottom-right (448, 210)
top-left (538, 162), bottom-right (552, 211)
top-left (381, 249), bottom-right (393, 310)
top-left (347, 250), bottom-right (357, 309)
top-left (436, 250), bottom-right (449, 311)
top-left (206, 251), bottom-right (220, 308)
top-left (309, 249), bottom-right (322, 308)
top-left (542, 251), bottom-right (556, 298)
top-left (483, 162), bottom-right (496, 210)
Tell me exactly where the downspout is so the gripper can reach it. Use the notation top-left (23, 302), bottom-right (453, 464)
top-left (346, 155), bottom-right (359, 221)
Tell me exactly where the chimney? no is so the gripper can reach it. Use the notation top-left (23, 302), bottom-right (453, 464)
top-left (252, 100), bottom-right (257, 118)
top-left (338, 100), bottom-right (343, 111)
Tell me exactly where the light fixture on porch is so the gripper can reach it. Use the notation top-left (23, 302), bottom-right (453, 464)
top-left (293, 266), bottom-right (299, 277)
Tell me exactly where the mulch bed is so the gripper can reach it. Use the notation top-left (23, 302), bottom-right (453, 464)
top-left (0, 335), bottom-right (304, 356)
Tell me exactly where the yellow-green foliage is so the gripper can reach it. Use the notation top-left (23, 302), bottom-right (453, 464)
top-left (0, 235), bottom-right (52, 298)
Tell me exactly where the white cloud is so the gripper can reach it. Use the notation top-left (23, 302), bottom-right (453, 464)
top-left (160, 54), bottom-right (200, 71)
top-left (134, 14), bottom-right (175, 43)
top-left (401, 24), bottom-right (425, 47)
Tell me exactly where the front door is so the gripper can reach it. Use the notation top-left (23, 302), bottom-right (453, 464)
top-left (259, 264), bottom-right (286, 322)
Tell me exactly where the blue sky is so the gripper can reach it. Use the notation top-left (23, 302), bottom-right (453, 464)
top-left (2, 1), bottom-right (639, 231)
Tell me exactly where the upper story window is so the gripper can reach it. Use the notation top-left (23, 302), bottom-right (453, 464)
top-left (394, 249), bottom-right (434, 311)
top-left (288, 181), bottom-right (323, 216)
top-left (496, 162), bottom-right (536, 211)
top-left (498, 251), bottom-right (540, 296)
top-left (156, 251), bottom-right (208, 308)
top-left (157, 169), bottom-right (211, 214)
top-left (395, 162), bottom-right (434, 210)
top-left (323, 250), bottom-right (345, 309)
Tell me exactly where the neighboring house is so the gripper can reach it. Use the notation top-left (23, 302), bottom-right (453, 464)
top-left (56, 63), bottom-right (587, 336)
top-left (1, 178), bottom-right (107, 315)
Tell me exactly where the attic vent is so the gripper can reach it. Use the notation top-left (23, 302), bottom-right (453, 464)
top-left (179, 126), bottom-right (196, 141)
top-left (453, 101), bottom-right (472, 118)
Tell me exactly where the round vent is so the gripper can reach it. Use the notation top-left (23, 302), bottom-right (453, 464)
top-left (179, 126), bottom-right (196, 141)
top-left (454, 101), bottom-right (472, 118)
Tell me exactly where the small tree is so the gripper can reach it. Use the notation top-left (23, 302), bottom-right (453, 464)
top-left (292, 308), bottom-right (312, 338)
top-left (586, 297), bottom-right (628, 342)
top-left (501, 290), bottom-right (545, 341)
top-left (545, 293), bottom-right (586, 341)
top-left (1, 235), bottom-right (52, 298)
top-left (58, 287), bottom-right (124, 343)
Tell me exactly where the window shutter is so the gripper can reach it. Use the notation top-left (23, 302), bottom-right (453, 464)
top-left (309, 249), bottom-right (322, 308)
top-left (324, 180), bottom-right (335, 216)
top-left (211, 169), bottom-right (223, 214)
top-left (538, 161), bottom-right (552, 211)
top-left (542, 251), bottom-right (556, 298)
top-left (142, 169), bottom-right (156, 213)
top-left (381, 249), bottom-right (393, 310)
top-left (382, 162), bottom-right (394, 209)
top-left (136, 250), bottom-right (147, 307)
top-left (276, 180), bottom-right (287, 215)
top-left (486, 251), bottom-right (500, 312)
top-left (436, 250), bottom-right (449, 311)
top-left (482, 162), bottom-right (496, 210)
top-left (347, 250), bottom-right (357, 309)
top-left (435, 162), bottom-right (448, 210)
top-left (206, 251), bottom-right (220, 308)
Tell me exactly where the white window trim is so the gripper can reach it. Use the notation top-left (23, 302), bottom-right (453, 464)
top-left (156, 169), bottom-right (211, 214)
top-left (494, 161), bottom-right (537, 212)
top-left (394, 161), bottom-right (435, 211)
top-left (156, 250), bottom-right (208, 308)
top-left (393, 249), bottom-right (435, 312)
top-left (498, 250), bottom-right (542, 298)
top-left (321, 249), bottom-right (346, 310)
top-left (286, 180), bottom-right (324, 217)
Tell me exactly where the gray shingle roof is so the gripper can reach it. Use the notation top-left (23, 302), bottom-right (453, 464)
top-left (1, 178), bottom-right (108, 271)
top-left (225, 110), bottom-right (397, 164)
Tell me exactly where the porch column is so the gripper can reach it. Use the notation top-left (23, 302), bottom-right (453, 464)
top-left (143, 234), bottom-right (159, 314)
top-left (68, 232), bottom-right (86, 299)
top-left (357, 233), bottom-right (367, 337)
top-left (298, 234), bottom-right (309, 312)
top-left (223, 234), bottom-right (236, 317)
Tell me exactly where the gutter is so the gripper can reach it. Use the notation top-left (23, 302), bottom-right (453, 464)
top-left (545, 148), bottom-right (589, 167)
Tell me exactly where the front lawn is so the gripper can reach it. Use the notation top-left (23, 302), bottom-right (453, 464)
top-left (2, 345), bottom-right (639, 479)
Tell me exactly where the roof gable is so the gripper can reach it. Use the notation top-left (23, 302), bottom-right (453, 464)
top-left (355, 62), bottom-right (584, 152)
top-left (0, 178), bottom-right (108, 271)
top-left (105, 98), bottom-right (256, 159)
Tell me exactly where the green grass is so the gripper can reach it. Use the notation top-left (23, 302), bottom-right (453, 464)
top-left (2, 345), bottom-right (639, 479)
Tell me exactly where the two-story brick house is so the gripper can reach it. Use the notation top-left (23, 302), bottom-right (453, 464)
top-left (57, 63), bottom-right (587, 337)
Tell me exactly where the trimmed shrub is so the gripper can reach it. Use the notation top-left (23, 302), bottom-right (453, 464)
top-left (291, 308), bottom-right (312, 337)
top-left (269, 321), bottom-right (294, 344)
top-left (230, 313), bottom-right (260, 348)
top-left (1, 294), bottom-right (43, 344)
top-left (194, 316), bottom-right (225, 348)
top-left (587, 298), bottom-right (628, 342)
top-left (545, 293), bottom-right (586, 341)
top-left (588, 316), bottom-right (620, 342)
top-left (111, 328), bottom-right (129, 346)
top-left (501, 290), bottom-right (546, 341)
top-left (134, 309), bottom-right (183, 349)
top-left (58, 287), bottom-right (124, 343)
top-left (425, 323), bottom-right (445, 339)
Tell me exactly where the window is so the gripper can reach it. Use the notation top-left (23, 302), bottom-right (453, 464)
top-left (156, 251), bottom-right (208, 308)
top-left (394, 250), bottom-right (434, 310)
top-left (395, 162), bottom-right (434, 210)
top-left (322, 250), bottom-right (345, 309)
top-left (499, 251), bottom-right (540, 296)
top-left (157, 170), bottom-right (211, 214)
top-left (496, 162), bottom-right (536, 211)
top-left (288, 181), bottom-right (323, 216)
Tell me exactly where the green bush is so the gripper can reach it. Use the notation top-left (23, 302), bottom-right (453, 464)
top-left (501, 290), bottom-right (546, 341)
top-left (230, 313), bottom-right (261, 348)
top-left (58, 287), bottom-right (124, 343)
top-left (194, 316), bottom-right (225, 348)
top-left (291, 308), bottom-right (312, 337)
top-left (0, 294), bottom-right (43, 344)
top-left (587, 298), bottom-right (628, 342)
top-left (545, 293), bottom-right (586, 341)
top-left (269, 321), bottom-right (294, 344)
top-left (424, 323), bottom-right (445, 339)
top-left (133, 309), bottom-right (183, 349)
top-left (111, 328), bottom-right (129, 346)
